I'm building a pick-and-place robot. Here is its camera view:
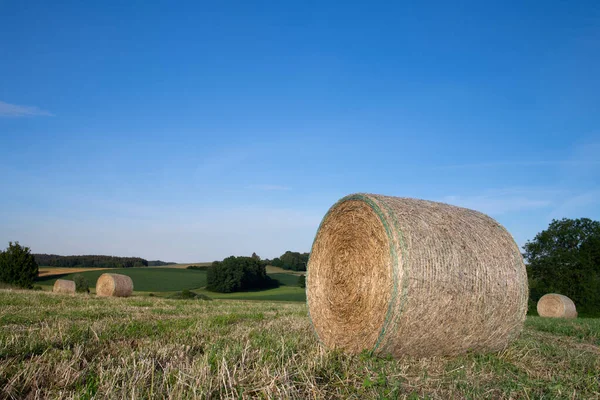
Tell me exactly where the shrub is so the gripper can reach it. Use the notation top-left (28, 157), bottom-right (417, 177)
top-left (0, 242), bottom-right (39, 289)
top-left (207, 256), bottom-right (278, 293)
top-left (167, 290), bottom-right (212, 300)
top-left (298, 275), bottom-right (306, 288)
top-left (187, 265), bottom-right (209, 270)
top-left (73, 274), bottom-right (90, 293)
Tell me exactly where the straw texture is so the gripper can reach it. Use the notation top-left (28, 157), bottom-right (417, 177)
top-left (306, 193), bottom-right (528, 358)
top-left (96, 273), bottom-right (133, 297)
top-left (537, 294), bottom-right (577, 319)
top-left (53, 279), bottom-right (76, 295)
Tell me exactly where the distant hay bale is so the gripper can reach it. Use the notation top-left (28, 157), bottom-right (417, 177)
top-left (537, 294), bottom-right (577, 319)
top-left (96, 273), bottom-right (133, 297)
top-left (53, 279), bottom-right (76, 294)
top-left (306, 193), bottom-right (529, 358)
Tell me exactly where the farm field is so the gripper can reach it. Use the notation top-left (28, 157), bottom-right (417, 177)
top-left (147, 262), bottom-right (211, 269)
top-left (35, 267), bottom-right (307, 301)
top-left (194, 286), bottom-right (307, 302)
top-left (35, 268), bottom-right (209, 293)
top-left (266, 265), bottom-right (305, 275)
top-left (0, 290), bottom-right (598, 399)
top-left (38, 267), bottom-right (109, 277)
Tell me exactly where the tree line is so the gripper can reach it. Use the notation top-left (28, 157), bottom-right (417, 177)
top-left (147, 260), bottom-right (176, 266)
top-left (262, 251), bottom-right (310, 271)
top-left (33, 254), bottom-right (149, 268)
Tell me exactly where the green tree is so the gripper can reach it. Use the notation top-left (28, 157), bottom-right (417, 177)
top-left (298, 275), bottom-right (306, 288)
top-left (0, 242), bottom-right (39, 289)
top-left (271, 257), bottom-right (283, 268)
top-left (207, 256), bottom-right (278, 293)
top-left (276, 251), bottom-right (310, 271)
top-left (524, 218), bottom-right (600, 316)
top-left (73, 274), bottom-right (90, 293)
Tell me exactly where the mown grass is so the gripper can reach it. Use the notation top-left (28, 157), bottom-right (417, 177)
top-left (0, 290), bottom-right (598, 399)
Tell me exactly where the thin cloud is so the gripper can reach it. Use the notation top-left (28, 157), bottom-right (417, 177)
top-left (0, 100), bottom-right (54, 117)
top-left (247, 184), bottom-right (291, 191)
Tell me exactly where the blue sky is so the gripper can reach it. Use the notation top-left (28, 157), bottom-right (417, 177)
top-left (1, 1), bottom-right (598, 262)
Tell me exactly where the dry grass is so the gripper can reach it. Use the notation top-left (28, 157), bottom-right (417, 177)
top-left (38, 267), bottom-right (109, 277)
top-left (0, 289), bottom-right (598, 399)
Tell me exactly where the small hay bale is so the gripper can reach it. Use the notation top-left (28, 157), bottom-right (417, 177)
top-left (96, 273), bottom-right (133, 297)
top-left (537, 294), bottom-right (577, 319)
top-left (53, 279), bottom-right (76, 294)
top-left (306, 193), bottom-right (528, 358)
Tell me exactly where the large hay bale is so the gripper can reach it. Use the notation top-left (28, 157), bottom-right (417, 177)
top-left (96, 273), bottom-right (133, 297)
top-left (53, 279), bottom-right (76, 294)
top-left (306, 193), bottom-right (528, 358)
top-left (537, 294), bottom-right (577, 319)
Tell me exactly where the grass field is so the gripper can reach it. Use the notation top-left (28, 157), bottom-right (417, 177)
top-left (194, 286), bottom-right (307, 302)
top-left (36, 268), bottom-right (209, 293)
top-left (35, 267), bottom-right (307, 302)
top-left (268, 273), bottom-right (303, 286)
top-left (0, 290), bottom-right (598, 399)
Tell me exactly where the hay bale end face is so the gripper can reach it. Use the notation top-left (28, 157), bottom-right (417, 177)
top-left (53, 279), bottom-right (76, 294)
top-left (306, 193), bottom-right (529, 358)
top-left (96, 273), bottom-right (133, 297)
top-left (537, 294), bottom-right (577, 319)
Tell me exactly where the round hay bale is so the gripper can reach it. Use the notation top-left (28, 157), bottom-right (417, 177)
top-left (306, 193), bottom-right (528, 358)
top-left (96, 273), bottom-right (133, 297)
top-left (53, 279), bottom-right (76, 294)
top-left (537, 294), bottom-right (577, 319)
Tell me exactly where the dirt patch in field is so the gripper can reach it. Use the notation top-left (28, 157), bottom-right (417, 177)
top-left (38, 267), bottom-right (110, 277)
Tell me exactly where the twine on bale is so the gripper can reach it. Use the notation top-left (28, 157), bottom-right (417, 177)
top-left (53, 279), bottom-right (76, 295)
top-left (537, 294), bottom-right (577, 319)
top-left (96, 273), bottom-right (133, 297)
top-left (306, 193), bottom-right (529, 358)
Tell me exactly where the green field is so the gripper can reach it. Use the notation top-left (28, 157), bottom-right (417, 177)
top-left (194, 286), bottom-right (307, 302)
top-left (0, 290), bottom-right (598, 399)
top-left (36, 268), bottom-right (208, 292)
top-left (267, 272), bottom-right (303, 286)
top-left (36, 267), bottom-right (307, 301)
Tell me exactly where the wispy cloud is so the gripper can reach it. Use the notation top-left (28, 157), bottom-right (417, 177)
top-left (0, 100), bottom-right (54, 117)
top-left (247, 184), bottom-right (291, 191)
